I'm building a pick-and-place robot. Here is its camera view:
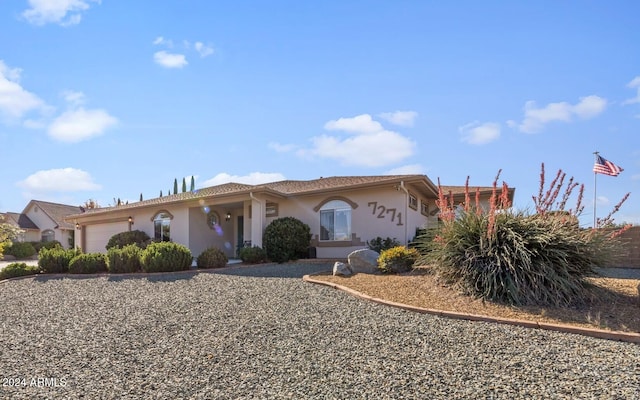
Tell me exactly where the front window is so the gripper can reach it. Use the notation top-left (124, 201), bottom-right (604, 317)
top-left (320, 200), bottom-right (351, 241)
top-left (154, 212), bottom-right (171, 242)
top-left (41, 229), bottom-right (54, 242)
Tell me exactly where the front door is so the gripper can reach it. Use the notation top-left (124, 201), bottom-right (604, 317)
top-left (236, 216), bottom-right (244, 257)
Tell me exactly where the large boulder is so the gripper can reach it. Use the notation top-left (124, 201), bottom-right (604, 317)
top-left (348, 249), bottom-right (379, 274)
top-left (332, 261), bottom-right (352, 277)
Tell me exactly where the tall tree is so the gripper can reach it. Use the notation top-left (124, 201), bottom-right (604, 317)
top-left (173, 178), bottom-right (178, 195)
top-left (182, 177), bottom-right (187, 193)
top-left (190, 176), bottom-right (195, 191)
top-left (140, 193), bottom-right (143, 201)
top-left (160, 190), bottom-right (163, 198)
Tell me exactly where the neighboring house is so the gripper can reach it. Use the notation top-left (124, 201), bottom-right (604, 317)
top-left (65, 175), bottom-right (515, 259)
top-left (1, 200), bottom-right (82, 249)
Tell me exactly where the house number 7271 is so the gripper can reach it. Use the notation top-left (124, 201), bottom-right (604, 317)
top-left (367, 202), bottom-right (403, 226)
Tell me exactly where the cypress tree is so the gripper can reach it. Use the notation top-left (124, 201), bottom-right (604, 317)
top-left (190, 176), bottom-right (195, 191)
top-left (182, 178), bottom-right (187, 193)
top-left (140, 193), bottom-right (143, 201)
top-left (160, 190), bottom-right (163, 197)
top-left (173, 178), bottom-right (178, 195)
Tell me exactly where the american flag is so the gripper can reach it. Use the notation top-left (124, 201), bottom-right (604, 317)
top-left (593, 154), bottom-right (623, 176)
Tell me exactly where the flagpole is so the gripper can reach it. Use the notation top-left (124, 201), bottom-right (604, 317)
top-left (593, 151), bottom-right (599, 228)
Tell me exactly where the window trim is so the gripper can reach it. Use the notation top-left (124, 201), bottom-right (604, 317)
top-left (420, 200), bottom-right (429, 216)
top-left (152, 211), bottom-right (173, 242)
top-left (319, 200), bottom-right (352, 242)
top-left (265, 202), bottom-right (279, 217)
top-left (408, 193), bottom-right (418, 210)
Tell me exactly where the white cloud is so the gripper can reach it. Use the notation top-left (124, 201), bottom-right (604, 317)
top-left (61, 90), bottom-right (86, 107)
top-left (48, 107), bottom-right (117, 142)
top-left (623, 76), bottom-right (640, 105)
top-left (194, 42), bottom-right (214, 57)
top-left (378, 111), bottom-right (418, 127)
top-left (0, 60), bottom-right (47, 120)
top-left (18, 167), bottom-right (101, 192)
top-left (324, 114), bottom-right (383, 134)
top-left (22, 0), bottom-right (100, 26)
top-left (284, 114), bottom-right (416, 167)
top-left (459, 121), bottom-right (501, 145)
top-left (201, 172), bottom-right (286, 187)
top-left (153, 51), bottom-right (188, 69)
top-left (596, 196), bottom-right (610, 206)
top-left (268, 142), bottom-right (297, 153)
top-left (385, 164), bottom-right (425, 175)
top-left (307, 130), bottom-right (415, 167)
top-left (153, 36), bottom-right (172, 46)
top-left (517, 95), bottom-right (607, 133)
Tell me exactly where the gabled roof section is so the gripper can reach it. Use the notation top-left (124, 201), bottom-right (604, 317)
top-left (25, 200), bottom-right (82, 230)
top-left (258, 175), bottom-right (436, 195)
top-left (0, 212), bottom-right (39, 230)
top-left (66, 174), bottom-right (503, 220)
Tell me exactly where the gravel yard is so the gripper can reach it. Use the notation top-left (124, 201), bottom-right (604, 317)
top-left (1, 263), bottom-right (639, 399)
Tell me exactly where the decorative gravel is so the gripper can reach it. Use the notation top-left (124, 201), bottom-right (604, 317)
top-left (1, 263), bottom-right (639, 399)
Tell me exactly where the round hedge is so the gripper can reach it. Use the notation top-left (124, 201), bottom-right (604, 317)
top-left (263, 217), bottom-right (311, 263)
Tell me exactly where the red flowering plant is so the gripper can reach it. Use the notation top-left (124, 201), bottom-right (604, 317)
top-left (415, 164), bottom-right (631, 306)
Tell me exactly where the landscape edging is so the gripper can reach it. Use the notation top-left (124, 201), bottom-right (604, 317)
top-left (302, 274), bottom-right (640, 344)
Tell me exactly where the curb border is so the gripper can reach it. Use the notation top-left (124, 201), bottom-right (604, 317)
top-left (302, 275), bottom-right (640, 344)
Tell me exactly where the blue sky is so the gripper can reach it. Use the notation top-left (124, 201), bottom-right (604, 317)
top-left (1, 1), bottom-right (638, 226)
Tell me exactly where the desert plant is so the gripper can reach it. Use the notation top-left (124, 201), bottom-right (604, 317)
top-left (38, 246), bottom-right (81, 274)
top-left (140, 242), bottom-right (192, 273)
top-left (69, 253), bottom-right (108, 274)
top-left (263, 217), bottom-right (311, 263)
top-left (4, 242), bottom-right (36, 259)
top-left (366, 237), bottom-right (401, 253)
top-left (416, 166), bottom-right (629, 306)
top-left (0, 263), bottom-right (40, 280)
top-left (196, 247), bottom-right (228, 269)
top-left (106, 230), bottom-right (151, 250)
top-left (107, 244), bottom-right (143, 273)
top-left (378, 246), bottom-right (419, 274)
top-left (238, 246), bottom-right (267, 264)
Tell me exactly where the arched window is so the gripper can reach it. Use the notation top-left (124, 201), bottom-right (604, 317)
top-left (320, 200), bottom-right (352, 241)
top-left (41, 229), bottom-right (55, 243)
top-left (153, 212), bottom-right (171, 242)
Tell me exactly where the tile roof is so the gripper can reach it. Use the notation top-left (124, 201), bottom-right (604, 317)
top-left (67, 175), bottom-right (438, 219)
top-left (28, 200), bottom-right (83, 230)
top-left (0, 212), bottom-right (39, 230)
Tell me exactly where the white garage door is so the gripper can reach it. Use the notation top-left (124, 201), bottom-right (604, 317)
top-left (85, 222), bottom-right (129, 253)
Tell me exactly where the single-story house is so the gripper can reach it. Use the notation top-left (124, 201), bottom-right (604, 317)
top-left (1, 200), bottom-right (82, 249)
top-left (65, 175), bottom-right (515, 259)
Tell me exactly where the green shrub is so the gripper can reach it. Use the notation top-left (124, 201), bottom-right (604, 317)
top-left (366, 237), bottom-right (401, 254)
top-left (69, 253), bottom-right (108, 274)
top-left (196, 247), bottom-right (228, 269)
top-left (34, 241), bottom-right (63, 252)
top-left (107, 244), bottom-right (143, 273)
top-left (140, 242), bottom-right (192, 273)
top-left (419, 209), bottom-right (618, 306)
top-left (4, 242), bottom-right (36, 259)
top-left (106, 230), bottom-right (151, 250)
top-left (263, 217), bottom-right (311, 263)
top-left (38, 247), bottom-right (80, 274)
top-left (238, 246), bottom-right (267, 264)
top-left (0, 263), bottom-right (40, 280)
top-left (378, 246), bottom-right (419, 274)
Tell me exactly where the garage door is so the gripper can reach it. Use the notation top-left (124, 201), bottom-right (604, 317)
top-left (85, 222), bottom-right (129, 253)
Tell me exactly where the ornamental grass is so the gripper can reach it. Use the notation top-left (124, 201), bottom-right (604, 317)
top-left (415, 164), bottom-right (630, 307)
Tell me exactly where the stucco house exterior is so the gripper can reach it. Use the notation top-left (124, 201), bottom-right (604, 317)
top-left (1, 200), bottom-right (82, 249)
top-left (65, 175), bottom-right (515, 259)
